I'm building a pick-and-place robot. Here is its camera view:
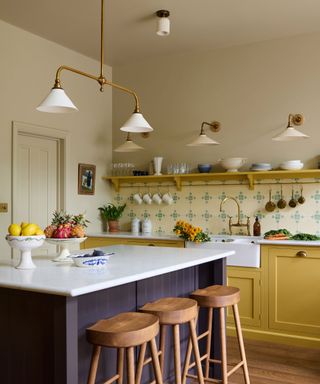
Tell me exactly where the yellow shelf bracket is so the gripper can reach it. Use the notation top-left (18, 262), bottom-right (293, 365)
top-left (111, 178), bottom-right (120, 192)
top-left (247, 174), bottom-right (254, 190)
top-left (174, 176), bottom-right (182, 191)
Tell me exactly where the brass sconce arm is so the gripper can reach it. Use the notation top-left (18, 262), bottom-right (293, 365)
top-left (53, 65), bottom-right (141, 113)
top-left (201, 121), bottom-right (221, 134)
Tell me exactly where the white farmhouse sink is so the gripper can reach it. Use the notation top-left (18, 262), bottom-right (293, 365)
top-left (186, 235), bottom-right (261, 268)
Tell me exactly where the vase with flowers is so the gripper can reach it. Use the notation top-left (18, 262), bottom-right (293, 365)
top-left (173, 220), bottom-right (210, 243)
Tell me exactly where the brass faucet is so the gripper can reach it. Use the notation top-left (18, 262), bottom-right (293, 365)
top-left (219, 196), bottom-right (250, 235)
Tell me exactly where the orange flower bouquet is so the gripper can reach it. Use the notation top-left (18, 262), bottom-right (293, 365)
top-left (173, 220), bottom-right (210, 243)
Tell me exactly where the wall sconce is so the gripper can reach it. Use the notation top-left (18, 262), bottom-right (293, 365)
top-left (187, 121), bottom-right (221, 146)
top-left (272, 113), bottom-right (309, 141)
top-left (37, 0), bottom-right (152, 133)
top-left (156, 10), bottom-right (170, 36)
top-left (114, 133), bottom-right (144, 152)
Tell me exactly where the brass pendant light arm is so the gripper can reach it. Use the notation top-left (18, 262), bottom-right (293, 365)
top-left (53, 65), bottom-right (100, 88)
top-left (103, 78), bottom-right (140, 112)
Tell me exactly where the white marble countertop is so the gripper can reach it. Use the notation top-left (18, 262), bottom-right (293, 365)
top-left (0, 245), bottom-right (233, 297)
top-left (87, 232), bottom-right (181, 241)
top-left (257, 239), bottom-right (320, 246)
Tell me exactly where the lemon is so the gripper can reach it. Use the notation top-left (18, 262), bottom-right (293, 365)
top-left (21, 223), bottom-right (38, 236)
top-left (20, 222), bottom-right (29, 229)
top-left (8, 223), bottom-right (22, 236)
top-left (35, 228), bottom-right (44, 235)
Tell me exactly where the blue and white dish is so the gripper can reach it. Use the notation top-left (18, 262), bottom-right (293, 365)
top-left (71, 249), bottom-right (114, 268)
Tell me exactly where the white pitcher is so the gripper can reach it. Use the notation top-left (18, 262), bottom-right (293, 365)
top-left (142, 218), bottom-right (152, 234)
top-left (153, 157), bottom-right (163, 176)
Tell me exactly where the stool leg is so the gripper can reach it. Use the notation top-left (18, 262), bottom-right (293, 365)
top-left (233, 304), bottom-right (250, 384)
top-left (159, 325), bottom-right (167, 376)
top-left (150, 337), bottom-right (164, 384)
top-left (205, 307), bottom-right (213, 379)
top-left (117, 348), bottom-right (124, 384)
top-left (126, 347), bottom-right (135, 384)
top-left (219, 307), bottom-right (228, 384)
top-left (135, 342), bottom-right (147, 384)
top-left (87, 345), bottom-right (101, 384)
top-left (189, 318), bottom-right (204, 384)
top-left (173, 324), bottom-right (182, 384)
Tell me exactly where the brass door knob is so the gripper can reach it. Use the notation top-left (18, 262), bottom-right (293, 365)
top-left (296, 251), bottom-right (307, 257)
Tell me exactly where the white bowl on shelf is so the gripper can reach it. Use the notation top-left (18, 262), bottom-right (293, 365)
top-left (280, 162), bottom-right (304, 171)
top-left (6, 235), bottom-right (45, 269)
top-left (219, 157), bottom-right (247, 172)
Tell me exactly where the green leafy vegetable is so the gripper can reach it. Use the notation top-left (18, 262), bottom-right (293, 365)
top-left (290, 233), bottom-right (320, 241)
top-left (264, 229), bottom-right (292, 237)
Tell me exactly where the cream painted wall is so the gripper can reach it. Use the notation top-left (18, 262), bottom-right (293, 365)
top-left (112, 32), bottom-right (320, 169)
top-left (0, 20), bottom-right (113, 253)
top-left (111, 32), bottom-right (320, 234)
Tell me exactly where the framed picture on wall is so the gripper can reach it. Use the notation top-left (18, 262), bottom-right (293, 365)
top-left (78, 163), bottom-right (96, 195)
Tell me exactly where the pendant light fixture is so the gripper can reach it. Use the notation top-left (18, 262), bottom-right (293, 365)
top-left (37, 0), bottom-right (153, 133)
top-left (272, 113), bottom-right (309, 141)
top-left (156, 10), bottom-right (170, 36)
top-left (114, 133), bottom-right (144, 152)
top-left (187, 121), bottom-right (221, 146)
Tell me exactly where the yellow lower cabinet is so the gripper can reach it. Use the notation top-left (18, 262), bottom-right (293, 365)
top-left (227, 267), bottom-right (261, 327)
top-left (268, 246), bottom-right (320, 338)
top-left (82, 237), bottom-right (184, 249)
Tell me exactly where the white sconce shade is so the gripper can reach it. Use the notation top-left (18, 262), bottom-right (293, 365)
top-left (272, 127), bottom-right (309, 141)
top-left (187, 134), bottom-right (220, 146)
top-left (114, 133), bottom-right (144, 152)
top-left (120, 112), bottom-right (153, 133)
top-left (156, 10), bottom-right (170, 36)
top-left (272, 113), bottom-right (309, 141)
top-left (36, 88), bottom-right (78, 113)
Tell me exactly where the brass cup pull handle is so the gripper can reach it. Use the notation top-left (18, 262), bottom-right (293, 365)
top-left (296, 251), bottom-right (307, 257)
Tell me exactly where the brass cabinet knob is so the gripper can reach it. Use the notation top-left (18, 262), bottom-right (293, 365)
top-left (296, 251), bottom-right (307, 257)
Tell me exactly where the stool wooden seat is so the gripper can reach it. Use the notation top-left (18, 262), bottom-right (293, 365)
top-left (86, 312), bottom-right (163, 384)
top-left (183, 285), bottom-right (250, 384)
top-left (140, 297), bottom-right (204, 384)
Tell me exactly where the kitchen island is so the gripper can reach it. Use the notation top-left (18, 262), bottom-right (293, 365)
top-left (0, 245), bottom-right (233, 384)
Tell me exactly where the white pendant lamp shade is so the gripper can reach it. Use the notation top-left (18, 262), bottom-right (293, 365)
top-left (120, 112), bottom-right (153, 133)
top-left (157, 17), bottom-right (170, 36)
top-left (114, 138), bottom-right (144, 152)
top-left (187, 134), bottom-right (220, 146)
top-left (36, 88), bottom-right (78, 113)
top-left (272, 127), bottom-right (309, 141)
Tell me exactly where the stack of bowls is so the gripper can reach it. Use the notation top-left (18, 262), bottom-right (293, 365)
top-left (279, 160), bottom-right (304, 170)
top-left (250, 163), bottom-right (272, 171)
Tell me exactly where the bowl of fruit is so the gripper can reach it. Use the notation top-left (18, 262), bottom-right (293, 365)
top-left (6, 222), bottom-right (45, 269)
top-left (44, 211), bottom-right (89, 262)
top-left (71, 249), bottom-right (113, 268)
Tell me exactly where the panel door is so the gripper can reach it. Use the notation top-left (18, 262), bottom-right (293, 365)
top-left (15, 133), bottom-right (59, 255)
top-left (268, 246), bottom-right (320, 336)
top-left (227, 267), bottom-right (261, 327)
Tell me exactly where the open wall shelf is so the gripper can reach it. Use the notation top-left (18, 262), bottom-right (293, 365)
top-left (103, 169), bottom-right (320, 192)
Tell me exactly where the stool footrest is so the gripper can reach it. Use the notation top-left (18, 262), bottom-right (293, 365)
top-left (187, 353), bottom-right (208, 369)
top-left (197, 330), bottom-right (210, 340)
top-left (143, 350), bottom-right (162, 366)
top-left (103, 373), bottom-right (120, 384)
top-left (186, 373), bottom-right (221, 383)
top-left (227, 361), bottom-right (244, 377)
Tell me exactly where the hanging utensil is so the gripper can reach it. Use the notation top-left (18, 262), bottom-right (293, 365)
top-left (298, 185), bottom-right (305, 204)
top-left (265, 189), bottom-right (276, 212)
top-left (277, 185), bottom-right (287, 209)
top-left (288, 186), bottom-right (297, 208)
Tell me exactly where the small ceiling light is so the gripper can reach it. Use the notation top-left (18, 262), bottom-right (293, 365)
top-left (114, 133), bottom-right (144, 152)
top-left (187, 121), bottom-right (221, 146)
top-left (37, 0), bottom-right (153, 133)
top-left (272, 113), bottom-right (309, 141)
top-left (156, 10), bottom-right (170, 36)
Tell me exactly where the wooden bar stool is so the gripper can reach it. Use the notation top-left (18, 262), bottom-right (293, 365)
top-left (86, 312), bottom-right (163, 384)
top-left (140, 297), bottom-right (204, 384)
top-left (182, 285), bottom-right (250, 384)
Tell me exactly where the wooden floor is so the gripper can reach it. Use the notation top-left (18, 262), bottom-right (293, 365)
top-left (226, 337), bottom-right (320, 384)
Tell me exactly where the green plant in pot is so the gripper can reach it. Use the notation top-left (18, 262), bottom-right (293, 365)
top-left (98, 203), bottom-right (126, 232)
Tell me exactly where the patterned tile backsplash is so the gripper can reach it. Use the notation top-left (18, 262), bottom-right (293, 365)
top-left (113, 180), bottom-right (320, 236)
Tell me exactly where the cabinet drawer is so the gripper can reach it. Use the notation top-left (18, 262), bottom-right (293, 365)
top-left (126, 239), bottom-right (184, 248)
top-left (81, 237), bottom-right (128, 249)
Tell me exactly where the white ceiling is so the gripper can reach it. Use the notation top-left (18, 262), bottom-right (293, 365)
top-left (1, 0), bottom-right (320, 66)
